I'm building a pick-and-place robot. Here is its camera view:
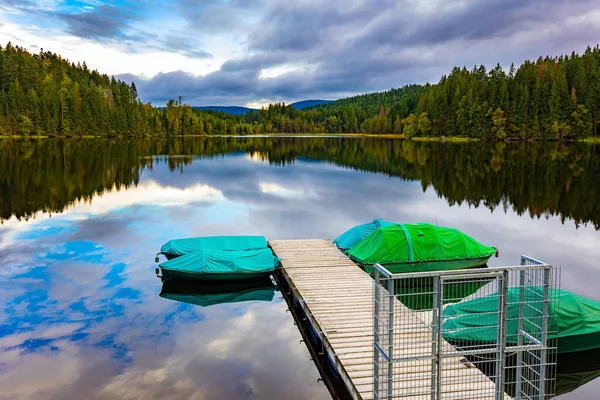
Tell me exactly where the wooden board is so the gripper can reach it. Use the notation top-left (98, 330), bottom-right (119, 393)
top-left (270, 239), bottom-right (510, 400)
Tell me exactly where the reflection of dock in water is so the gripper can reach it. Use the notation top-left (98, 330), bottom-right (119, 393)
top-left (270, 239), bottom-right (511, 400)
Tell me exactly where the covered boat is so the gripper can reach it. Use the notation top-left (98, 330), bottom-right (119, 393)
top-left (442, 287), bottom-right (600, 354)
top-left (160, 277), bottom-right (276, 307)
top-left (158, 248), bottom-right (280, 281)
top-left (346, 222), bottom-right (496, 273)
top-left (158, 235), bottom-right (268, 260)
top-left (334, 218), bottom-right (395, 250)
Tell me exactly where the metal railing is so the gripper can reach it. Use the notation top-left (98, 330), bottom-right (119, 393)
top-left (373, 256), bottom-right (559, 400)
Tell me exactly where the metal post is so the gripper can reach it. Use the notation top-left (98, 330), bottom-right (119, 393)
top-left (374, 267), bottom-right (380, 399)
top-left (386, 276), bottom-right (394, 400)
top-left (430, 276), bottom-right (439, 400)
top-left (538, 267), bottom-right (550, 400)
top-left (495, 271), bottom-right (509, 400)
top-left (435, 278), bottom-right (444, 400)
top-left (515, 269), bottom-right (526, 399)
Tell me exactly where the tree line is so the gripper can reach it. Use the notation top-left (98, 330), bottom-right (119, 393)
top-left (1, 42), bottom-right (600, 139)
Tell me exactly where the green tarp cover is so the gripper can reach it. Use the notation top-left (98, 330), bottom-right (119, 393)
top-left (334, 219), bottom-right (395, 250)
top-left (443, 287), bottom-right (600, 353)
top-left (346, 223), bottom-right (496, 265)
top-left (160, 235), bottom-right (268, 257)
top-left (159, 248), bottom-right (279, 275)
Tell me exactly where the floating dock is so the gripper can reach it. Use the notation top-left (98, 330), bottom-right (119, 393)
top-left (270, 239), bottom-right (510, 400)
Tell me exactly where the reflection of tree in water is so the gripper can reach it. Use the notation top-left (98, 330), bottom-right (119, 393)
top-left (1, 138), bottom-right (598, 229)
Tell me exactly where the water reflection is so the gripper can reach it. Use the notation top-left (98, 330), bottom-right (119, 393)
top-left (1, 138), bottom-right (599, 229)
top-left (0, 137), bottom-right (599, 399)
top-left (159, 277), bottom-right (277, 308)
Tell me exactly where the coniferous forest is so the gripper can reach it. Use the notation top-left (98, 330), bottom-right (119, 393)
top-left (1, 42), bottom-right (600, 139)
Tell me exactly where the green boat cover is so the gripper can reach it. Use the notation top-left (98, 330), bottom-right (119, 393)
top-left (347, 223), bottom-right (496, 266)
top-left (160, 278), bottom-right (276, 307)
top-left (159, 248), bottom-right (280, 276)
top-left (160, 235), bottom-right (268, 257)
top-left (334, 219), bottom-right (395, 250)
top-left (443, 287), bottom-right (600, 354)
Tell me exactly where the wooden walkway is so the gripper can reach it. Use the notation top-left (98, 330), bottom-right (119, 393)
top-left (270, 239), bottom-right (509, 400)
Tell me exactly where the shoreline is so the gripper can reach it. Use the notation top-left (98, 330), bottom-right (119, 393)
top-left (0, 133), bottom-right (598, 143)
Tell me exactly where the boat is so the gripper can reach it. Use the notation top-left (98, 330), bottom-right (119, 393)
top-left (158, 248), bottom-right (280, 281)
top-left (442, 287), bottom-right (600, 354)
top-left (334, 218), bottom-right (395, 250)
top-left (159, 276), bottom-right (276, 307)
top-left (346, 222), bottom-right (497, 273)
top-left (157, 235), bottom-right (268, 260)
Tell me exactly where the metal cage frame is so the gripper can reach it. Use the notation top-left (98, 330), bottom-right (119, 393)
top-left (373, 256), bottom-right (559, 400)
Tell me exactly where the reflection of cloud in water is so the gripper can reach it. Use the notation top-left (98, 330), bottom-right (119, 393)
top-left (0, 181), bottom-right (224, 247)
top-left (259, 182), bottom-right (316, 199)
top-left (246, 152), bottom-right (269, 163)
top-left (0, 299), bottom-right (327, 400)
top-left (2, 151), bottom-right (600, 399)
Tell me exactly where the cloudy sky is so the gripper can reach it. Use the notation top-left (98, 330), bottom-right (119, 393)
top-left (1, 0), bottom-right (600, 107)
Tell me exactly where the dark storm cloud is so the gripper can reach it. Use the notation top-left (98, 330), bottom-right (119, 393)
top-left (57, 5), bottom-right (137, 40)
top-left (125, 0), bottom-right (600, 105)
top-left (160, 34), bottom-right (212, 59)
top-left (175, 0), bottom-right (263, 34)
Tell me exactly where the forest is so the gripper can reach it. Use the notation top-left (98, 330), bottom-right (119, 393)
top-left (1, 42), bottom-right (600, 139)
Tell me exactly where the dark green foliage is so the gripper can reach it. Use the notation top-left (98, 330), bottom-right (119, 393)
top-left (414, 47), bottom-right (600, 139)
top-left (0, 43), bottom-right (151, 136)
top-left (2, 42), bottom-right (600, 139)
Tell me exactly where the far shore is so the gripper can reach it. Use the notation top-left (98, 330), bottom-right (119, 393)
top-left (0, 133), bottom-right (598, 143)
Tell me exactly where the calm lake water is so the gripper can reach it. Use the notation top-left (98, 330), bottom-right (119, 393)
top-left (0, 137), bottom-right (599, 399)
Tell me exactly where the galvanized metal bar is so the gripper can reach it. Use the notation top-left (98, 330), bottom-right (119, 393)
top-left (495, 270), bottom-right (509, 400)
top-left (520, 255), bottom-right (548, 266)
top-left (430, 276), bottom-right (439, 400)
top-left (386, 276), bottom-right (394, 400)
top-left (436, 277), bottom-right (444, 400)
top-left (374, 267), bottom-right (381, 398)
top-left (538, 267), bottom-right (550, 400)
top-left (377, 263), bottom-right (549, 280)
top-left (516, 268), bottom-right (526, 400)
top-left (520, 330), bottom-right (543, 346)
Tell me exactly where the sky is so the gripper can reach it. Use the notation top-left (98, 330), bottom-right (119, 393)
top-left (1, 0), bottom-right (600, 107)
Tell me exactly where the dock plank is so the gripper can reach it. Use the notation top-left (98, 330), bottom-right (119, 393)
top-left (270, 239), bottom-right (509, 400)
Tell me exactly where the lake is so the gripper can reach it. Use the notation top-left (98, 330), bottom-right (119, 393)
top-left (0, 137), bottom-right (599, 399)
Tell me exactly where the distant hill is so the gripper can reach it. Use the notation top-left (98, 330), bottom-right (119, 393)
top-left (193, 106), bottom-right (256, 115)
top-left (290, 100), bottom-right (332, 109)
top-left (193, 100), bottom-right (333, 115)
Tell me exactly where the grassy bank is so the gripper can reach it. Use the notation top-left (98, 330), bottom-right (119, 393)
top-left (583, 137), bottom-right (600, 144)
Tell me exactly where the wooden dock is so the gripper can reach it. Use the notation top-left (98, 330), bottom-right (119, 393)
top-left (270, 239), bottom-right (509, 400)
